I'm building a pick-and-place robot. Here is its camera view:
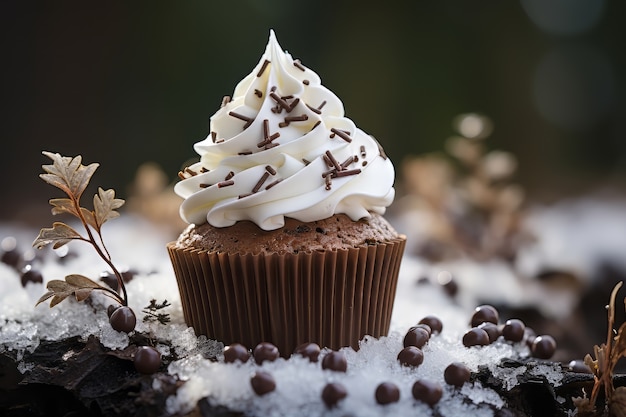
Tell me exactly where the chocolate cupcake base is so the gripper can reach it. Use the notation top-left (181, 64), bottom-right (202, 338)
top-left (167, 237), bottom-right (405, 355)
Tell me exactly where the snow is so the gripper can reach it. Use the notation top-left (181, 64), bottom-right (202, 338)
top-left (1, 198), bottom-right (625, 416)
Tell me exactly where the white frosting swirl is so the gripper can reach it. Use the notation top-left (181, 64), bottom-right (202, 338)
top-left (175, 30), bottom-right (395, 230)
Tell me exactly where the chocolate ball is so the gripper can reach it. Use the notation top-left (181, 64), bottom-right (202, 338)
top-left (502, 319), bottom-right (526, 342)
top-left (134, 346), bottom-right (161, 374)
top-left (20, 269), bottom-right (43, 286)
top-left (419, 315), bottom-right (443, 334)
top-left (412, 379), bottom-right (443, 406)
top-left (251, 371), bottom-right (276, 396)
top-left (478, 322), bottom-right (501, 343)
top-left (531, 335), bottom-right (557, 359)
top-left (463, 328), bottom-right (490, 347)
top-left (470, 305), bottom-right (499, 327)
top-left (109, 306), bottom-right (136, 333)
top-left (293, 342), bottom-right (320, 362)
top-left (107, 304), bottom-right (120, 318)
top-left (397, 346), bottom-right (424, 367)
top-left (414, 323), bottom-right (432, 336)
top-left (444, 362), bottom-right (471, 387)
top-left (224, 343), bottom-right (250, 363)
top-left (375, 382), bottom-right (400, 405)
top-left (322, 382), bottom-right (347, 408)
top-left (253, 342), bottom-right (279, 365)
top-left (403, 326), bottom-right (430, 349)
top-left (1, 249), bottom-right (21, 269)
top-left (524, 327), bottom-right (537, 348)
top-left (321, 351), bottom-right (347, 372)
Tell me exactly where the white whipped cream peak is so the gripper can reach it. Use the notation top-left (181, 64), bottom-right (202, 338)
top-left (175, 30), bottom-right (395, 230)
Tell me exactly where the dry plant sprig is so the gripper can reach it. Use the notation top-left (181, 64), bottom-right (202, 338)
top-left (33, 151), bottom-right (128, 307)
top-left (575, 281), bottom-right (626, 415)
top-left (401, 114), bottom-right (530, 262)
top-left (142, 299), bottom-right (172, 325)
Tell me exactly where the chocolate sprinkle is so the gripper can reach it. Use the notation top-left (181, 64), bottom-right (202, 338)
top-left (324, 175), bottom-right (332, 190)
top-left (265, 179), bottom-right (282, 190)
top-left (330, 128), bottom-right (353, 142)
top-left (238, 151), bottom-right (252, 155)
top-left (257, 59), bottom-right (270, 77)
top-left (200, 167), bottom-right (209, 173)
top-left (211, 131), bottom-right (217, 142)
top-left (185, 167), bottom-right (197, 176)
top-left (302, 158), bottom-right (311, 165)
top-left (269, 92), bottom-right (292, 112)
top-left (306, 104), bottom-right (322, 115)
top-left (310, 121), bottom-right (321, 131)
top-left (177, 171), bottom-right (185, 180)
top-left (279, 114), bottom-right (309, 127)
top-left (224, 171), bottom-right (235, 181)
top-left (293, 59), bottom-right (305, 71)
top-left (340, 156), bottom-right (357, 169)
top-left (265, 165), bottom-right (276, 175)
top-left (333, 168), bottom-right (361, 178)
top-left (360, 145), bottom-right (366, 158)
top-left (221, 96), bottom-right (231, 107)
top-left (217, 180), bottom-right (234, 188)
top-left (252, 172), bottom-right (270, 193)
top-left (228, 111), bottom-right (253, 129)
top-left (238, 193), bottom-right (252, 199)
top-left (254, 89), bottom-right (263, 98)
top-left (324, 150), bottom-right (341, 171)
top-left (303, 79), bottom-right (310, 85)
top-left (199, 183), bottom-right (210, 188)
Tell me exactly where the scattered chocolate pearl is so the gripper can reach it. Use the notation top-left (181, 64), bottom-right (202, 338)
top-left (412, 379), bottom-right (443, 406)
top-left (478, 322), bottom-right (501, 344)
top-left (463, 328), bottom-right (490, 347)
top-left (414, 323), bottom-right (432, 336)
top-left (321, 350), bottom-right (347, 372)
top-left (224, 343), bottom-right (250, 363)
top-left (293, 342), bottom-right (320, 362)
top-left (531, 335), bottom-right (557, 359)
top-left (375, 382), bottom-right (400, 405)
top-left (524, 327), bottom-right (537, 349)
top-left (403, 326), bottom-right (430, 349)
top-left (419, 315), bottom-right (443, 334)
top-left (107, 304), bottom-right (120, 318)
top-left (397, 346), bottom-right (424, 367)
top-left (444, 362), bottom-right (471, 387)
top-left (134, 346), bottom-right (161, 374)
top-left (251, 371), bottom-right (276, 396)
top-left (253, 342), bottom-right (279, 365)
top-left (568, 359), bottom-right (592, 374)
top-left (322, 382), bottom-right (347, 408)
top-left (1, 249), bottom-right (22, 269)
top-left (20, 268), bottom-right (43, 287)
top-left (502, 319), bottom-right (526, 342)
top-left (471, 305), bottom-right (499, 327)
top-left (109, 306), bottom-right (137, 333)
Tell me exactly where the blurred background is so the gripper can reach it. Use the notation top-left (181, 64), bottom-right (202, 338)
top-left (1, 0), bottom-right (625, 223)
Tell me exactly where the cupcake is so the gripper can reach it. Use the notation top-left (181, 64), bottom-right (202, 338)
top-left (168, 30), bottom-right (405, 355)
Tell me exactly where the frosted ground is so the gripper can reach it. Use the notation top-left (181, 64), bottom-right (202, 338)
top-left (1, 197), bottom-right (626, 416)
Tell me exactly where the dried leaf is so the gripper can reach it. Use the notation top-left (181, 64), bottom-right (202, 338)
top-left (93, 187), bottom-right (124, 229)
top-left (35, 291), bottom-right (55, 307)
top-left (40, 151), bottom-right (99, 200)
top-left (65, 274), bottom-right (102, 289)
top-left (32, 222), bottom-right (83, 250)
top-left (50, 294), bottom-right (70, 308)
top-left (49, 198), bottom-right (79, 217)
top-left (35, 274), bottom-right (109, 308)
top-left (80, 207), bottom-right (97, 230)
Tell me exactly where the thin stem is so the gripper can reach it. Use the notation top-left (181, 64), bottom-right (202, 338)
top-left (72, 196), bottom-right (128, 306)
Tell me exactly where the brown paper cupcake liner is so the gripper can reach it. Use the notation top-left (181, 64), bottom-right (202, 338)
top-left (167, 237), bottom-right (406, 356)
